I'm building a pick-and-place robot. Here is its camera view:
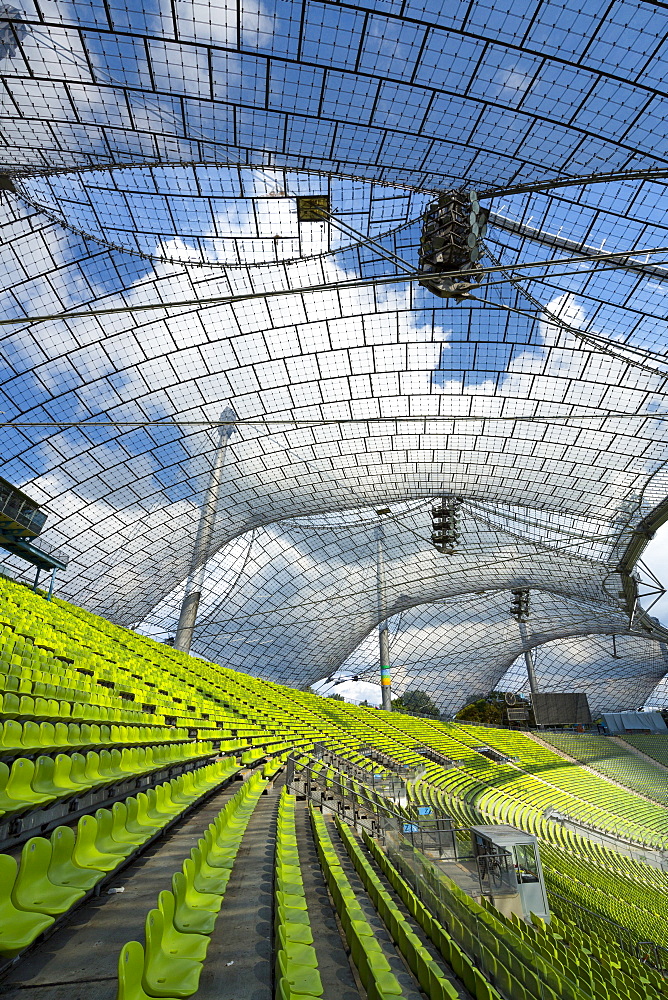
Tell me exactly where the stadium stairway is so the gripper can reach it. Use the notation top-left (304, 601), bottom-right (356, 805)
top-left (293, 792), bottom-right (364, 1000)
top-left (0, 765), bottom-right (280, 1000)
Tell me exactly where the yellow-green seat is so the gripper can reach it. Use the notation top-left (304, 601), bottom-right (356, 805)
top-left (143, 910), bottom-right (203, 998)
top-left (157, 891), bottom-right (209, 962)
top-left (72, 815), bottom-right (124, 872)
top-left (0, 855), bottom-right (55, 957)
top-left (117, 942), bottom-right (182, 1000)
top-left (48, 826), bottom-right (104, 890)
top-left (13, 837), bottom-right (85, 915)
top-left (171, 873), bottom-right (218, 934)
top-left (0, 757), bottom-right (54, 813)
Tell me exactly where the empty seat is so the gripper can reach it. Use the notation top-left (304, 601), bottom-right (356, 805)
top-left (0, 855), bottom-right (55, 957)
top-left (12, 837), bottom-right (85, 916)
top-left (117, 942), bottom-right (182, 1000)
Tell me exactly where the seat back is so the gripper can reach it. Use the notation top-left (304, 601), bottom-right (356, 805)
top-left (38, 721), bottom-right (56, 750)
top-left (0, 854), bottom-right (19, 918)
top-left (52, 753), bottom-right (76, 791)
top-left (2, 720), bottom-right (23, 749)
top-left (13, 837), bottom-right (51, 909)
top-left (69, 753), bottom-right (90, 787)
top-left (117, 941), bottom-right (148, 1000)
top-left (32, 755), bottom-right (57, 795)
top-left (7, 757), bottom-right (37, 803)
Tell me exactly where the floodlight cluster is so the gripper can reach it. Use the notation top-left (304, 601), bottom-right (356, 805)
top-left (1, 0), bottom-right (668, 712)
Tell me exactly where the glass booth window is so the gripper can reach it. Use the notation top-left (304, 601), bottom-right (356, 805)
top-left (514, 843), bottom-right (539, 883)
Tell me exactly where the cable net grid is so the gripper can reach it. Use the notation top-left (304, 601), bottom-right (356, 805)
top-left (1, 0), bottom-right (668, 707)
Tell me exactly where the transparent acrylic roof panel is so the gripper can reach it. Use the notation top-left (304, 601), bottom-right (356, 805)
top-left (16, 166), bottom-right (428, 266)
top-left (1, 0), bottom-right (668, 697)
top-left (2, 0), bottom-right (668, 185)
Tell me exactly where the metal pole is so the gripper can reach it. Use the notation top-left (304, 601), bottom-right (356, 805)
top-left (46, 567), bottom-right (57, 601)
top-left (174, 407), bottom-right (237, 653)
top-left (376, 522), bottom-right (392, 710)
top-left (518, 619), bottom-right (540, 723)
top-left (32, 566), bottom-right (40, 592)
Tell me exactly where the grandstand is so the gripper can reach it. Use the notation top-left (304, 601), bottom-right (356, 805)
top-left (4, 0), bottom-right (668, 998)
top-left (0, 576), bottom-right (668, 999)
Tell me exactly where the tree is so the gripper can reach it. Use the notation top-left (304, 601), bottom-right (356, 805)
top-left (327, 692), bottom-right (344, 701)
top-left (455, 698), bottom-right (503, 724)
top-left (392, 689), bottom-right (441, 718)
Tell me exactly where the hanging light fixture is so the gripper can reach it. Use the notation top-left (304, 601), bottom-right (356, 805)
top-left (418, 190), bottom-right (488, 300)
top-left (431, 497), bottom-right (462, 553)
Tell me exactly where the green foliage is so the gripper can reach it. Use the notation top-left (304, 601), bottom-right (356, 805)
top-left (455, 698), bottom-right (503, 724)
top-left (392, 689), bottom-right (441, 718)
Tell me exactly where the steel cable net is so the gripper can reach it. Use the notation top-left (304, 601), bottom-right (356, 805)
top-left (338, 597), bottom-right (667, 717)
top-left (496, 632), bottom-right (668, 716)
top-left (2, 0), bottom-right (668, 708)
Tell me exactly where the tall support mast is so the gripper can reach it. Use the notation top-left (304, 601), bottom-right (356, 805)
top-left (174, 409), bottom-right (237, 653)
top-left (375, 516), bottom-right (392, 711)
top-left (511, 588), bottom-right (540, 719)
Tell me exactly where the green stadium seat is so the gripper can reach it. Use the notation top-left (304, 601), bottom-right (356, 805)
top-left (143, 909), bottom-right (202, 998)
top-left (32, 753), bottom-right (79, 798)
top-left (110, 800), bottom-right (150, 849)
top-left (71, 815), bottom-right (124, 872)
top-left (0, 855), bottom-right (55, 957)
top-left (0, 757), bottom-right (55, 812)
top-left (48, 826), bottom-right (104, 890)
top-left (170, 875), bottom-right (218, 934)
top-left (277, 949), bottom-right (324, 997)
top-left (12, 837), bottom-right (85, 915)
top-left (94, 808), bottom-right (136, 857)
top-left (0, 719), bottom-right (23, 751)
top-left (157, 891), bottom-right (210, 962)
top-left (117, 942), bottom-right (182, 1000)
top-left (188, 846), bottom-right (230, 894)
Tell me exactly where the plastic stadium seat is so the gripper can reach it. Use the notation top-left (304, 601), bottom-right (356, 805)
top-left (143, 910), bottom-right (202, 998)
top-left (170, 875), bottom-right (218, 935)
top-left (0, 719), bottom-right (23, 751)
top-left (12, 837), bottom-right (85, 915)
top-left (181, 858), bottom-right (225, 906)
top-left (111, 801), bottom-right (151, 850)
top-left (32, 753), bottom-right (80, 798)
top-left (72, 816), bottom-right (125, 872)
top-left (48, 826), bottom-right (104, 891)
top-left (94, 809), bottom-right (136, 858)
top-left (188, 847), bottom-right (231, 894)
top-left (117, 942), bottom-right (182, 1000)
top-left (0, 757), bottom-right (55, 812)
top-left (157, 891), bottom-right (210, 962)
top-left (0, 855), bottom-right (55, 957)
top-left (277, 948), bottom-right (324, 997)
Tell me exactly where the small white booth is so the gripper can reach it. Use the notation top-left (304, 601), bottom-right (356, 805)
top-left (471, 825), bottom-right (550, 923)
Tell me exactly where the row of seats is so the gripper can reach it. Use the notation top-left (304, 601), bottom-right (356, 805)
top-left (390, 828), bottom-right (656, 1000)
top-left (540, 733), bottom-right (668, 806)
top-left (362, 830), bottom-right (501, 1000)
top-left (539, 839), bottom-right (668, 952)
top-left (275, 789), bottom-right (322, 1000)
top-left (620, 734), bottom-right (668, 768)
top-left (309, 804), bottom-right (406, 1000)
top-left (116, 768), bottom-right (274, 1000)
top-left (449, 724), bottom-right (668, 846)
top-left (0, 720), bottom-right (193, 755)
top-left (0, 758), bottom-right (237, 959)
top-left (411, 771), bottom-right (668, 959)
top-left (0, 741), bottom-right (217, 817)
top-left (334, 816), bottom-right (461, 1000)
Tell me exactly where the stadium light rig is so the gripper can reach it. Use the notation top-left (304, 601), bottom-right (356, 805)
top-left (510, 588), bottom-right (531, 622)
top-left (431, 497), bottom-right (462, 554)
top-left (419, 190), bottom-right (488, 300)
